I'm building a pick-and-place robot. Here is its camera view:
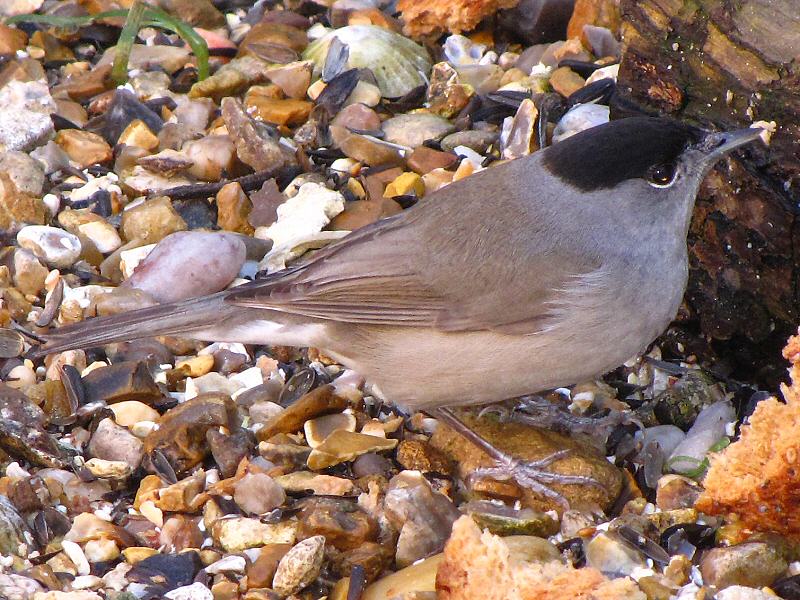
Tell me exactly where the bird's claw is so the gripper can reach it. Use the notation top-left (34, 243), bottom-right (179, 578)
top-left (472, 449), bottom-right (607, 509)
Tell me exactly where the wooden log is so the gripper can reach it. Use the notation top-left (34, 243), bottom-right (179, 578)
top-left (615, 0), bottom-right (800, 385)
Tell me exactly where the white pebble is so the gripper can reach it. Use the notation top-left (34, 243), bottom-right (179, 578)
top-left (17, 225), bottom-right (81, 268)
top-left (164, 582), bottom-right (213, 600)
top-left (61, 540), bottom-right (90, 576)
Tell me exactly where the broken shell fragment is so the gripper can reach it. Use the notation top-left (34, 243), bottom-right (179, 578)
top-left (303, 25), bottom-right (431, 98)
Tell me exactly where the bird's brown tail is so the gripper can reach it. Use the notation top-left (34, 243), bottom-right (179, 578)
top-left (29, 292), bottom-right (232, 359)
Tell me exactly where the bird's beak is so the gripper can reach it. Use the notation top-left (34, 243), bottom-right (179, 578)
top-left (698, 127), bottom-right (764, 164)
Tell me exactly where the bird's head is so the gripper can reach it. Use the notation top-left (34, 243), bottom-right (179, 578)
top-left (541, 116), bottom-right (764, 230)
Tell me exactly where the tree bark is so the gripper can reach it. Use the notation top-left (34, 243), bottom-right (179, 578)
top-left (615, 0), bottom-right (800, 386)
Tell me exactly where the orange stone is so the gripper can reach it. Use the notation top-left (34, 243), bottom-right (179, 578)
top-left (245, 96), bottom-right (313, 127)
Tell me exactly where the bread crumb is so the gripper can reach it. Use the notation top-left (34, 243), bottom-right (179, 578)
top-left (696, 329), bottom-right (800, 538)
top-left (436, 516), bottom-right (645, 599)
top-left (398, 0), bottom-right (519, 39)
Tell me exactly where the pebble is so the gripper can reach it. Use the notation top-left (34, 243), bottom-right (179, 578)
top-left (0, 171), bottom-right (48, 230)
top-left (120, 196), bottom-right (187, 245)
top-left (82, 538), bottom-right (119, 563)
top-left (699, 542), bottom-right (787, 590)
top-left (77, 220), bottom-right (122, 254)
top-left (83, 458), bottom-right (132, 480)
top-left (407, 145), bottom-right (458, 174)
top-left (0, 495), bottom-right (28, 556)
top-left (346, 80), bottom-right (382, 107)
top-left (501, 98), bottom-right (538, 159)
top-left (298, 497), bottom-right (377, 550)
top-left (233, 472), bottom-right (287, 514)
top-left (275, 471), bottom-right (355, 495)
top-left (384, 471), bottom-right (461, 567)
top-left (548, 66), bottom-right (586, 96)
top-left (205, 555), bottom-right (246, 575)
top-left (331, 103), bottom-right (382, 131)
top-left (668, 400), bottom-right (735, 476)
top-left (0, 80), bottom-right (56, 153)
top-left (246, 544), bottom-right (292, 589)
top-left (17, 225), bottom-right (81, 268)
top-left (109, 401), bottom-right (160, 427)
top-left (182, 135), bottom-right (237, 182)
top-left (265, 60), bottom-right (313, 99)
top-left (216, 182), bottom-right (255, 235)
top-left (552, 103), bottom-right (610, 143)
top-left (211, 518), bottom-right (298, 553)
top-left (144, 393), bottom-right (238, 474)
top-left (54, 130), bottom-right (112, 168)
top-left (81, 360), bottom-right (162, 405)
top-left (584, 531), bottom-right (647, 576)
top-left (246, 96), bottom-right (314, 126)
top-left (307, 430), bottom-right (398, 470)
top-left (381, 113), bottom-right (454, 148)
top-left (384, 172), bottom-right (425, 197)
top-left (304, 412), bottom-right (357, 448)
top-left (87, 418), bottom-right (145, 470)
top-left (221, 96), bottom-right (288, 172)
top-left (123, 231), bottom-right (246, 303)
top-left (440, 129), bottom-right (499, 153)
top-left (272, 536), bottom-right (325, 596)
top-left (330, 125), bottom-right (406, 167)
top-left (0, 24), bottom-right (27, 54)
top-left (61, 540), bottom-right (90, 576)
top-left (0, 151), bottom-right (45, 196)
top-left (443, 34), bottom-right (486, 65)
top-left (164, 583), bottom-right (213, 600)
top-left (11, 248), bottom-right (48, 295)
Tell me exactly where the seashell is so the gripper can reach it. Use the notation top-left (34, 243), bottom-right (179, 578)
top-left (303, 25), bottom-right (431, 99)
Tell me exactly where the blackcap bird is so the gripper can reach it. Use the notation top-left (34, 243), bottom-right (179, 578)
top-left (30, 116), bottom-right (764, 503)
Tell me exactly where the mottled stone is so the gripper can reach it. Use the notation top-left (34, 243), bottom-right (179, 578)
top-left (381, 113), bottom-right (454, 148)
top-left (700, 542), bottom-right (787, 590)
top-left (88, 418), bottom-right (144, 470)
top-left (272, 536), bottom-right (325, 596)
top-left (384, 471), bottom-right (460, 567)
top-left (120, 197), bottom-right (187, 245)
top-left (307, 430), bottom-right (398, 470)
top-left (233, 473), bottom-right (286, 515)
top-left (16, 226), bottom-right (81, 268)
top-left (211, 518), bottom-right (298, 552)
top-left (144, 393), bottom-right (238, 474)
top-left (297, 497), bottom-right (377, 550)
top-left (221, 96), bottom-right (288, 172)
top-left (258, 385), bottom-right (347, 441)
top-left (54, 130), bottom-right (112, 168)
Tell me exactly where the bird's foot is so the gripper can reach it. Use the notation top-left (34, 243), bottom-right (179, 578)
top-left (472, 449), bottom-right (607, 509)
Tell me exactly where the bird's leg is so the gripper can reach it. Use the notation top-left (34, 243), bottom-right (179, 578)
top-left (432, 407), bottom-right (605, 509)
top-left (509, 395), bottom-right (644, 440)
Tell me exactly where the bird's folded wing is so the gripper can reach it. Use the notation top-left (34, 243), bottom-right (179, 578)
top-left (225, 213), bottom-right (602, 335)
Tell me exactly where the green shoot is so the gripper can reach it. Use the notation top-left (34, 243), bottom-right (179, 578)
top-left (5, 5), bottom-right (209, 82)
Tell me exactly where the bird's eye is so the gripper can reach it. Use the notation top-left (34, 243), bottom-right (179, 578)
top-left (646, 163), bottom-right (677, 187)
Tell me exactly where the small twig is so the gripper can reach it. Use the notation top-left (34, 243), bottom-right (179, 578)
top-left (155, 168), bottom-right (281, 200)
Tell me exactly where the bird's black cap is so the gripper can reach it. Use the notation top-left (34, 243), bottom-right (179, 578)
top-left (542, 117), bottom-right (704, 192)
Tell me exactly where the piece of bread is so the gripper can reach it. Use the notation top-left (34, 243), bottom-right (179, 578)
top-left (696, 330), bottom-right (800, 538)
top-left (397, 0), bottom-right (519, 38)
top-left (436, 516), bottom-right (645, 599)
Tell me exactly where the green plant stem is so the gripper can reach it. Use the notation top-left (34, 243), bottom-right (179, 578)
top-left (112, 0), bottom-right (146, 85)
top-left (5, 7), bottom-right (209, 81)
